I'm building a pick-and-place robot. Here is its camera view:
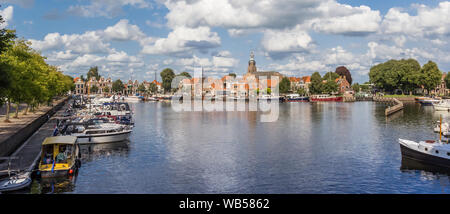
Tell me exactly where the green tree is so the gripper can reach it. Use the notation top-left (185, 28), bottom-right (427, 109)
top-left (0, 13), bottom-right (16, 107)
top-left (352, 83), bottom-right (361, 93)
top-left (369, 59), bottom-right (421, 94)
top-left (112, 79), bottom-right (124, 93)
top-left (148, 82), bottom-right (157, 94)
top-left (322, 71), bottom-right (339, 81)
top-left (103, 87), bottom-right (110, 94)
top-left (228, 73), bottom-right (236, 78)
top-left (137, 83), bottom-right (146, 94)
top-left (278, 77), bottom-right (291, 94)
top-left (310, 72), bottom-right (323, 94)
top-left (297, 88), bottom-right (307, 96)
top-left (87, 66), bottom-right (100, 81)
top-left (445, 73), bottom-right (450, 91)
top-left (160, 68), bottom-right (175, 93)
top-left (322, 79), bottom-right (339, 94)
top-left (420, 61), bottom-right (442, 94)
top-left (90, 85), bottom-right (99, 94)
top-left (178, 71), bottom-right (192, 79)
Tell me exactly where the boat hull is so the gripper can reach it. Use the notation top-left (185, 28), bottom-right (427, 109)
top-left (400, 144), bottom-right (450, 169)
top-left (284, 97), bottom-right (309, 102)
top-left (40, 164), bottom-right (78, 178)
top-left (310, 97), bottom-right (343, 102)
top-left (76, 131), bottom-right (131, 144)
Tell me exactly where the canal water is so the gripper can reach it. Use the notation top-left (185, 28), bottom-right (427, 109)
top-left (30, 101), bottom-right (450, 193)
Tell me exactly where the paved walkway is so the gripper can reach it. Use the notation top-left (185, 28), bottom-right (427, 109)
top-left (0, 99), bottom-right (65, 142)
top-left (0, 98), bottom-right (69, 178)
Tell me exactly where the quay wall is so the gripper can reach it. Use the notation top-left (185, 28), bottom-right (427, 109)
top-left (0, 98), bottom-right (68, 157)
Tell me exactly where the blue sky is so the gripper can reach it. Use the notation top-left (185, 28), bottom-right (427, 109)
top-left (0, 0), bottom-right (449, 83)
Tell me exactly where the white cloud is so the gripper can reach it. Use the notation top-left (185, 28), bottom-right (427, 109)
top-left (261, 26), bottom-right (314, 59)
top-left (307, 1), bottom-right (381, 36)
top-left (67, 0), bottom-right (150, 18)
top-left (103, 19), bottom-right (146, 41)
top-left (381, 2), bottom-right (450, 39)
top-left (0, 6), bottom-right (13, 28)
top-left (140, 26), bottom-right (221, 55)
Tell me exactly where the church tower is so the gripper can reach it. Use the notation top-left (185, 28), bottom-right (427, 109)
top-left (247, 51), bottom-right (257, 74)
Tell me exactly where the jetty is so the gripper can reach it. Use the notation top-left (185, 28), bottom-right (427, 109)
top-left (373, 97), bottom-right (404, 116)
top-left (0, 98), bottom-right (69, 179)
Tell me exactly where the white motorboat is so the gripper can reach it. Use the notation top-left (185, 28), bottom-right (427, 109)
top-left (399, 138), bottom-right (450, 169)
top-left (432, 99), bottom-right (450, 111)
top-left (60, 122), bottom-right (132, 144)
top-left (124, 95), bottom-right (143, 103)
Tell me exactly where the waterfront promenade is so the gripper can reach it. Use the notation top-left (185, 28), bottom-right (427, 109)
top-left (0, 98), bottom-right (69, 178)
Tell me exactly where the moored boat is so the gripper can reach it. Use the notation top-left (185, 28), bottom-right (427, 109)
top-left (309, 94), bottom-right (343, 102)
top-left (398, 138), bottom-right (450, 169)
top-left (432, 99), bottom-right (450, 111)
top-left (283, 94), bottom-right (309, 102)
top-left (39, 136), bottom-right (80, 178)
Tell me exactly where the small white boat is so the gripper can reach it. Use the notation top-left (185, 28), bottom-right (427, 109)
top-left (433, 99), bottom-right (450, 111)
top-left (124, 96), bottom-right (143, 103)
top-left (399, 138), bottom-right (450, 169)
top-left (0, 172), bottom-right (32, 192)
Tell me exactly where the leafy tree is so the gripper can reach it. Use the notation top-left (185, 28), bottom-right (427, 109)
top-left (112, 79), bottom-right (124, 93)
top-left (87, 66), bottom-right (100, 81)
top-left (0, 13), bottom-right (16, 107)
top-left (369, 59), bottom-right (421, 94)
top-left (103, 87), bottom-right (110, 94)
top-left (445, 73), bottom-right (450, 90)
top-left (90, 85), bottom-right (98, 94)
top-left (322, 71), bottom-right (339, 81)
top-left (148, 82), bottom-right (157, 94)
top-left (137, 83), bottom-right (146, 93)
top-left (335, 66), bottom-right (352, 85)
top-left (178, 71), bottom-right (191, 79)
top-left (160, 68), bottom-right (175, 93)
top-left (420, 61), bottom-right (442, 94)
top-left (309, 72), bottom-right (323, 94)
top-left (297, 88), bottom-right (307, 96)
top-left (228, 73), bottom-right (236, 78)
top-left (322, 79), bottom-right (339, 94)
top-left (352, 83), bottom-right (361, 92)
top-left (278, 77), bottom-right (291, 94)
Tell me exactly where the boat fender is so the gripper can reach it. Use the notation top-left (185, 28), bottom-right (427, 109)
top-left (69, 169), bottom-right (73, 174)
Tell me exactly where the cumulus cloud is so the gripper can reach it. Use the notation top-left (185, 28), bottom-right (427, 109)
top-left (262, 26), bottom-right (314, 59)
top-left (140, 26), bottom-right (220, 55)
top-left (381, 2), bottom-right (450, 39)
top-left (0, 5), bottom-right (13, 28)
top-left (103, 19), bottom-right (146, 41)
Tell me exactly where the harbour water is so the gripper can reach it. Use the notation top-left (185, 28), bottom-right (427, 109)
top-left (30, 101), bottom-right (450, 193)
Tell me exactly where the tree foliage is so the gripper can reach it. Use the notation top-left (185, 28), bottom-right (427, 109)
top-left (178, 71), bottom-right (191, 79)
top-left (137, 83), bottom-right (146, 93)
top-left (278, 77), bottom-right (291, 94)
top-left (112, 79), bottom-right (124, 93)
top-left (148, 82), bottom-right (157, 94)
top-left (161, 68), bottom-right (175, 93)
top-left (369, 59), bottom-right (441, 94)
top-left (87, 66), bottom-right (100, 81)
top-left (309, 72), bottom-right (323, 94)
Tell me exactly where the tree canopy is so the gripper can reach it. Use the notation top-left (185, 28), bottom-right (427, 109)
top-left (278, 77), bottom-right (291, 94)
top-left (87, 66), bottom-right (100, 81)
top-left (309, 72), bottom-right (323, 94)
top-left (112, 79), bottom-right (125, 93)
top-left (161, 68), bottom-right (175, 93)
top-left (369, 59), bottom-right (441, 94)
top-left (178, 71), bottom-right (192, 79)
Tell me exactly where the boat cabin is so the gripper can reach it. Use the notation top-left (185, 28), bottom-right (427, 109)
top-left (39, 136), bottom-right (79, 177)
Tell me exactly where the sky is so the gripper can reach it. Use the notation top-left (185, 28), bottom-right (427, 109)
top-left (0, 0), bottom-right (449, 83)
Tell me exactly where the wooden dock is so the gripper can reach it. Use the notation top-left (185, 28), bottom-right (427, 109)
top-left (385, 98), bottom-right (404, 116)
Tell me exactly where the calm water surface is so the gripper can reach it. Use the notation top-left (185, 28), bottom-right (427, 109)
top-left (30, 101), bottom-right (450, 193)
